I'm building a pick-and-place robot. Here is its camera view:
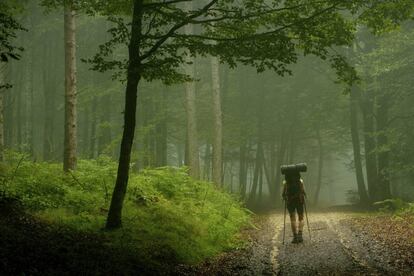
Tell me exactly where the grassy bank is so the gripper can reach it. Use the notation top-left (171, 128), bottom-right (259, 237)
top-left (0, 152), bottom-right (251, 274)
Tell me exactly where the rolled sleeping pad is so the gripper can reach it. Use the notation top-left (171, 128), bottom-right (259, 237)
top-left (280, 163), bottom-right (307, 174)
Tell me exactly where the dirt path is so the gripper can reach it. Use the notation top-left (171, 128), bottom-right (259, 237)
top-left (191, 211), bottom-right (414, 275)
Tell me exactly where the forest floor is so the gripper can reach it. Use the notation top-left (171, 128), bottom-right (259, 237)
top-left (184, 210), bottom-right (414, 276)
top-left (2, 195), bottom-right (414, 275)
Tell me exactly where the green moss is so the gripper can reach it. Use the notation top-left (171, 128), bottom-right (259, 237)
top-left (1, 151), bottom-right (251, 264)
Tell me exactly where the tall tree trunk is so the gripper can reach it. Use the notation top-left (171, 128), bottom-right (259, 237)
top-left (106, 0), bottom-right (143, 229)
top-left (203, 144), bottom-right (211, 181)
top-left (177, 143), bottom-right (184, 167)
top-left (82, 103), bottom-right (90, 157)
top-left (248, 142), bottom-right (263, 205)
top-left (360, 89), bottom-right (378, 201)
top-left (16, 69), bottom-right (23, 149)
top-left (155, 118), bottom-right (167, 167)
top-left (313, 128), bottom-right (324, 205)
top-left (184, 14), bottom-right (199, 179)
top-left (274, 132), bottom-right (288, 206)
top-left (376, 93), bottom-right (391, 200)
top-left (350, 87), bottom-right (369, 203)
top-left (98, 94), bottom-right (112, 155)
top-left (154, 89), bottom-right (168, 167)
top-left (28, 39), bottom-right (35, 158)
top-left (43, 64), bottom-right (56, 160)
top-left (4, 61), bottom-right (14, 149)
top-left (239, 142), bottom-right (248, 199)
top-left (0, 63), bottom-right (6, 161)
top-left (142, 92), bottom-right (155, 167)
top-left (238, 70), bottom-right (249, 199)
top-left (211, 56), bottom-right (223, 186)
top-left (89, 96), bottom-right (98, 159)
top-left (63, 1), bottom-right (77, 171)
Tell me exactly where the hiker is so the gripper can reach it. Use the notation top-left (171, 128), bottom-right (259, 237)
top-left (282, 171), bottom-right (306, 244)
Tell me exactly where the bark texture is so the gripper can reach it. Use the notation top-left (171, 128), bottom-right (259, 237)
top-left (376, 93), bottom-right (391, 200)
top-left (313, 128), bottom-right (324, 205)
top-left (360, 90), bottom-right (378, 201)
top-left (350, 87), bottom-right (369, 203)
top-left (184, 12), bottom-right (199, 179)
top-left (211, 56), bottom-right (223, 186)
top-left (106, 0), bottom-right (143, 229)
top-left (0, 63), bottom-right (6, 162)
top-left (63, 1), bottom-right (78, 171)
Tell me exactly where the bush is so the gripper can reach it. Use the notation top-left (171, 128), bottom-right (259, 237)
top-left (1, 152), bottom-right (251, 264)
top-left (373, 198), bottom-right (409, 212)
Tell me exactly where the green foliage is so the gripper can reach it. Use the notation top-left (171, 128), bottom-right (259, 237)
top-left (373, 198), bottom-right (409, 212)
top-left (1, 152), bottom-right (250, 264)
top-left (84, 0), bottom-right (369, 85)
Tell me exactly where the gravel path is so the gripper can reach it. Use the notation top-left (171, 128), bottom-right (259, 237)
top-left (191, 211), bottom-right (414, 275)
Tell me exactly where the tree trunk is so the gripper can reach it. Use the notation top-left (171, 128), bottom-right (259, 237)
top-left (158, 89), bottom-right (168, 167)
top-left (350, 87), bottom-right (369, 203)
top-left (211, 56), bottom-right (223, 186)
top-left (16, 70), bottom-right (23, 149)
top-left (4, 60), bottom-right (14, 149)
top-left (89, 96), bottom-right (98, 159)
top-left (184, 13), bottom-right (199, 179)
top-left (98, 94), bottom-right (112, 155)
top-left (313, 128), bottom-right (324, 205)
top-left (142, 92), bottom-right (155, 167)
top-left (248, 142), bottom-right (263, 205)
top-left (0, 63), bottom-right (6, 162)
top-left (360, 89), bottom-right (379, 201)
top-left (376, 93), bottom-right (391, 200)
top-left (238, 70), bottom-right (249, 199)
top-left (203, 144), bottom-right (211, 181)
top-left (274, 131), bottom-right (288, 205)
top-left (63, 1), bottom-right (77, 171)
top-left (106, 0), bottom-right (143, 230)
top-left (43, 64), bottom-right (56, 160)
top-left (239, 142), bottom-right (248, 199)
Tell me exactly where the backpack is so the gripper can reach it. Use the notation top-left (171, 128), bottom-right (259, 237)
top-left (286, 179), bottom-right (303, 202)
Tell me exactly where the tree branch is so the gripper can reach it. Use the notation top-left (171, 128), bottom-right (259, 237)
top-left (140, 0), bottom-right (219, 62)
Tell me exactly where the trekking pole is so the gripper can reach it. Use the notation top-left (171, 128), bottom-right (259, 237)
top-left (282, 199), bottom-right (287, 245)
top-left (304, 199), bottom-right (311, 242)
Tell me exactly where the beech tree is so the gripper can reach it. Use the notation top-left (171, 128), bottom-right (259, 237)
top-left (211, 56), bottom-right (222, 186)
top-left (85, 0), bottom-right (377, 229)
top-left (41, 0), bottom-right (79, 171)
top-left (183, 1), bottom-right (200, 179)
top-left (63, 0), bottom-right (77, 172)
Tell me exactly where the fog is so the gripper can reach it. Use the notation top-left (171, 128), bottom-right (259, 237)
top-left (2, 1), bottom-right (414, 211)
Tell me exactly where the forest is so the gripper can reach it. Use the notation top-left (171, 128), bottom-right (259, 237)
top-left (1, 0), bottom-right (414, 275)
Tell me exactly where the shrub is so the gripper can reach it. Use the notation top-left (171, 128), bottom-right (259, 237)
top-left (1, 152), bottom-right (251, 264)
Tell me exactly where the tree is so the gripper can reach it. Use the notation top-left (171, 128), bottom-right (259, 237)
top-left (0, 63), bottom-right (6, 162)
top-left (63, 0), bottom-right (78, 171)
top-left (349, 86), bottom-right (369, 203)
top-left (211, 56), bottom-right (222, 186)
top-left (87, 0), bottom-right (390, 228)
top-left (183, 3), bottom-right (200, 178)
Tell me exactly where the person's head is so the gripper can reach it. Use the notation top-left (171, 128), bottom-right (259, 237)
top-left (285, 171), bottom-right (301, 183)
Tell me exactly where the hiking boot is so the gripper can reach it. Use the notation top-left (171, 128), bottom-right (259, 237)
top-left (291, 233), bottom-right (299, 244)
top-left (297, 231), bottom-right (303, 243)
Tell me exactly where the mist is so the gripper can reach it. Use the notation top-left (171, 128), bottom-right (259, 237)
top-left (1, 1), bottom-right (414, 275)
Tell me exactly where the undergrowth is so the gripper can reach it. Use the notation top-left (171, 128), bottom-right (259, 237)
top-left (0, 151), bottom-right (251, 265)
